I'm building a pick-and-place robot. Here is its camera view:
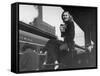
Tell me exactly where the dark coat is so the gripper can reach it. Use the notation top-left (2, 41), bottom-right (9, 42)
top-left (61, 21), bottom-right (75, 42)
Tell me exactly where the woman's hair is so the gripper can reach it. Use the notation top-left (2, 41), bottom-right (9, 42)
top-left (61, 11), bottom-right (73, 22)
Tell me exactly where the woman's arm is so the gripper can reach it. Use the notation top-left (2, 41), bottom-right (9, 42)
top-left (60, 24), bottom-right (66, 37)
top-left (69, 22), bottom-right (75, 39)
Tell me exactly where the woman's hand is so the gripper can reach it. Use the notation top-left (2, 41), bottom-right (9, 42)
top-left (60, 24), bottom-right (66, 32)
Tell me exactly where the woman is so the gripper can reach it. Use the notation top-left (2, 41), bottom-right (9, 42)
top-left (44, 11), bottom-right (75, 69)
top-left (60, 11), bottom-right (75, 57)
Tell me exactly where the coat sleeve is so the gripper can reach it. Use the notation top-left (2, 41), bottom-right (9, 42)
top-left (69, 22), bottom-right (75, 40)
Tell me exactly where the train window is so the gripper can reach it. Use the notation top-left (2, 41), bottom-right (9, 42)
top-left (74, 22), bottom-right (85, 46)
top-left (19, 5), bottom-right (38, 24)
top-left (43, 6), bottom-right (64, 41)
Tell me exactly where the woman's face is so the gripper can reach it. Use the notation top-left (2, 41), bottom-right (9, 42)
top-left (62, 12), bottom-right (70, 22)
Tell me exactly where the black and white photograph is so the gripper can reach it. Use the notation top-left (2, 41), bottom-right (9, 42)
top-left (11, 2), bottom-right (97, 73)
